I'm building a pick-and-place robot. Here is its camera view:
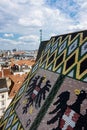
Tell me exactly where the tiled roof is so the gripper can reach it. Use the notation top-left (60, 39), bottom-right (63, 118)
top-left (10, 59), bottom-right (35, 66)
top-left (1, 30), bottom-right (87, 130)
top-left (36, 40), bottom-right (49, 61)
top-left (13, 51), bottom-right (25, 55)
top-left (0, 71), bottom-right (2, 77)
top-left (3, 68), bottom-right (11, 76)
top-left (8, 73), bottom-right (28, 97)
top-left (0, 68), bottom-right (11, 78)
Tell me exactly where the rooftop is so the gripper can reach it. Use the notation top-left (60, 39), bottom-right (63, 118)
top-left (8, 74), bottom-right (28, 97)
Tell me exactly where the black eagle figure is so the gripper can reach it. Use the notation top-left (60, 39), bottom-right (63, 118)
top-left (23, 75), bottom-right (51, 114)
top-left (47, 90), bottom-right (87, 130)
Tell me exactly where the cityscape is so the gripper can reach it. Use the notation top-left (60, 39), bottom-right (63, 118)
top-left (0, 49), bottom-right (37, 118)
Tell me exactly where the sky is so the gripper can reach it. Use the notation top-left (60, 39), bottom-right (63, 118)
top-left (0, 0), bottom-right (87, 50)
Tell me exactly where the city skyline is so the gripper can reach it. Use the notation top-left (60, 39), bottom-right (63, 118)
top-left (0, 0), bottom-right (87, 50)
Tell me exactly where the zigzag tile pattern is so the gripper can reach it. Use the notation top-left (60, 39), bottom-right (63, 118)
top-left (0, 30), bottom-right (87, 130)
top-left (33, 31), bottom-right (87, 81)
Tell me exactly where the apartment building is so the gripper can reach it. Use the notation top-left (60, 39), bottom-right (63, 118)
top-left (0, 58), bottom-right (35, 118)
top-left (0, 78), bottom-right (11, 118)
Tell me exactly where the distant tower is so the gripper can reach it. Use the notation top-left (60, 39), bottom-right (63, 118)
top-left (40, 29), bottom-right (42, 43)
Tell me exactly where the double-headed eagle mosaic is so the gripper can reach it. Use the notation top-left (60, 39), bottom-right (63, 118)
top-left (47, 90), bottom-right (87, 130)
top-left (23, 75), bottom-right (51, 114)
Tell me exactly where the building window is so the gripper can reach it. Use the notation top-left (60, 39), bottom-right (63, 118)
top-left (1, 95), bottom-right (4, 98)
top-left (1, 101), bottom-right (5, 106)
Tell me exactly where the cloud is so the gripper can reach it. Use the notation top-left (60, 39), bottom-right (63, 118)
top-left (0, 37), bottom-right (20, 45)
top-left (0, 0), bottom-right (87, 50)
top-left (18, 18), bottom-right (43, 27)
top-left (12, 0), bottom-right (29, 4)
top-left (27, 0), bottom-right (44, 6)
top-left (19, 35), bottom-right (39, 43)
top-left (4, 33), bottom-right (14, 38)
top-left (0, 34), bottom-right (40, 50)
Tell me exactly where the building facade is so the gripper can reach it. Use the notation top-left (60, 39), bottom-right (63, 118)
top-left (0, 78), bottom-right (11, 119)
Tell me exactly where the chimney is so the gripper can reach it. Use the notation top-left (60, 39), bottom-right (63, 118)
top-left (1, 67), bottom-right (4, 78)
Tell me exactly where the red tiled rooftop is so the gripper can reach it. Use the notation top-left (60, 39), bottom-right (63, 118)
top-left (10, 59), bottom-right (35, 67)
top-left (13, 51), bottom-right (25, 55)
top-left (0, 68), bottom-right (11, 78)
top-left (8, 73), bottom-right (28, 98)
top-left (3, 68), bottom-right (11, 76)
top-left (0, 71), bottom-right (2, 77)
